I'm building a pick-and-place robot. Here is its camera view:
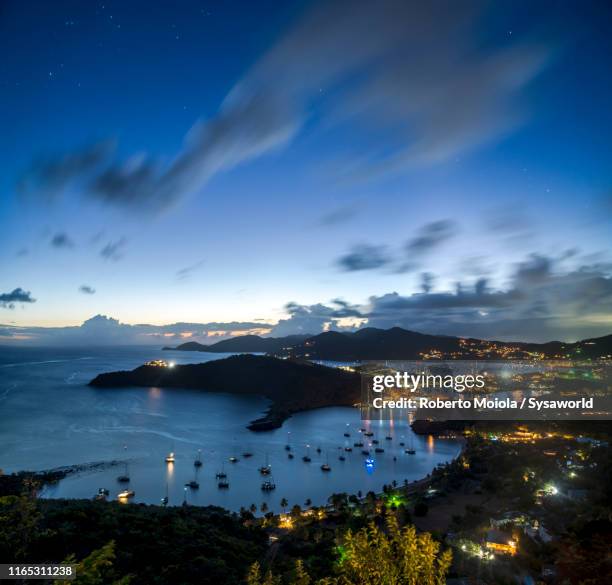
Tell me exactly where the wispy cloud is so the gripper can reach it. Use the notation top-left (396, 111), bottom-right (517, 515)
top-left (100, 238), bottom-right (127, 261)
top-left (176, 260), bottom-right (205, 280)
top-left (18, 141), bottom-right (113, 200)
top-left (337, 244), bottom-right (391, 272)
top-left (79, 285), bottom-right (96, 295)
top-left (335, 219), bottom-right (457, 272)
top-left (397, 220), bottom-right (458, 272)
top-left (405, 220), bottom-right (457, 255)
top-left (17, 0), bottom-right (552, 214)
top-left (51, 232), bottom-right (74, 249)
top-left (319, 204), bottom-right (360, 227)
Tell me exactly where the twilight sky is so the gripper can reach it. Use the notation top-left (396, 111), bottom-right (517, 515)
top-left (1, 0), bottom-right (611, 344)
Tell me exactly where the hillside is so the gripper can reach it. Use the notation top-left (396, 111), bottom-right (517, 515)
top-left (274, 328), bottom-right (612, 361)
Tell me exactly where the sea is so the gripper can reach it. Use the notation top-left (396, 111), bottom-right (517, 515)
top-left (0, 346), bottom-right (461, 512)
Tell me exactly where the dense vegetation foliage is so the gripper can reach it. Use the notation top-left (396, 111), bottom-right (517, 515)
top-left (246, 513), bottom-right (451, 585)
top-left (0, 495), bottom-right (267, 585)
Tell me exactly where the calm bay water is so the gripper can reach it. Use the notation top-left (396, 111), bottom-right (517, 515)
top-left (0, 346), bottom-right (461, 512)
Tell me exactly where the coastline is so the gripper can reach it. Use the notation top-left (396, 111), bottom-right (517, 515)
top-left (0, 460), bottom-right (123, 496)
top-left (88, 354), bottom-right (361, 431)
top-left (3, 438), bottom-right (466, 513)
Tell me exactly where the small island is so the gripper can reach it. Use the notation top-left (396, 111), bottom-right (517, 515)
top-left (89, 354), bottom-right (361, 430)
top-left (162, 334), bottom-right (309, 354)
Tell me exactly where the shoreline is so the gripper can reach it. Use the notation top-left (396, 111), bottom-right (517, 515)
top-left (89, 354), bottom-right (361, 431)
top-left (3, 438), bottom-right (465, 511)
top-left (0, 460), bottom-right (123, 496)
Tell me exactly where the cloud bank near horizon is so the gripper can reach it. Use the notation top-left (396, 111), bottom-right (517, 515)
top-left (275, 254), bottom-right (612, 342)
top-left (0, 315), bottom-right (274, 346)
top-left (2, 253), bottom-right (611, 344)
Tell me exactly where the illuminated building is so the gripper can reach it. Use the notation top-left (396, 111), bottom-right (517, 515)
top-left (485, 530), bottom-right (517, 555)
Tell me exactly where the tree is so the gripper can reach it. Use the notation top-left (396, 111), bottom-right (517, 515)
top-left (246, 561), bottom-right (280, 585)
top-left (293, 559), bottom-right (311, 585)
top-left (250, 503), bottom-right (258, 514)
top-left (261, 502), bottom-right (268, 514)
top-left (336, 513), bottom-right (451, 585)
top-left (364, 491), bottom-right (378, 514)
top-left (0, 496), bottom-right (266, 585)
top-left (246, 562), bottom-right (262, 585)
top-left (0, 494), bottom-right (40, 561)
top-left (54, 541), bottom-right (131, 585)
top-left (304, 498), bottom-right (312, 507)
top-left (328, 492), bottom-right (348, 512)
top-left (240, 507), bottom-right (255, 521)
top-left (246, 514), bottom-right (451, 585)
top-left (280, 498), bottom-right (288, 513)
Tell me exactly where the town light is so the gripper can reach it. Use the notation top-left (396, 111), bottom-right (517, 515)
top-left (544, 483), bottom-right (559, 495)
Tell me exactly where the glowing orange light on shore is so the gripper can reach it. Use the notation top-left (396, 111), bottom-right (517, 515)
top-left (427, 435), bottom-right (434, 452)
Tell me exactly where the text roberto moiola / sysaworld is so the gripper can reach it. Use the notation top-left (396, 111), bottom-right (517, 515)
top-left (370, 371), bottom-right (593, 411)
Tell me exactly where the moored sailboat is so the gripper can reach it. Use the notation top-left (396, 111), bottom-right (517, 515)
top-left (258, 454), bottom-right (271, 475)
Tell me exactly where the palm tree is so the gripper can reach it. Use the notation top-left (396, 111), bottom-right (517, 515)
top-left (304, 498), bottom-right (312, 507)
top-left (249, 503), bottom-right (257, 514)
top-left (365, 490), bottom-right (378, 515)
top-left (328, 492), bottom-right (348, 512)
top-left (239, 507), bottom-right (254, 521)
top-left (260, 502), bottom-right (268, 514)
top-left (280, 497), bottom-right (288, 513)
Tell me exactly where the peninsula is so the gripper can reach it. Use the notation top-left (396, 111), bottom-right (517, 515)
top-left (89, 354), bottom-right (361, 430)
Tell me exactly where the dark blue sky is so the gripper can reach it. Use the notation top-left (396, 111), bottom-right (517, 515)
top-left (1, 0), bottom-right (611, 343)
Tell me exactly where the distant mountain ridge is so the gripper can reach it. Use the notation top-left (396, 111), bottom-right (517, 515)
top-left (164, 328), bottom-right (612, 360)
top-left (163, 334), bottom-right (309, 354)
top-left (282, 328), bottom-right (612, 360)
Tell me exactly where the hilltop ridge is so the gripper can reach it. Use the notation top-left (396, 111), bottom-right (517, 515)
top-left (164, 327), bottom-right (612, 361)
